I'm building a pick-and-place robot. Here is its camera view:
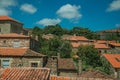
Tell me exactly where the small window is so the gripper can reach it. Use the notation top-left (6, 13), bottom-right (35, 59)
top-left (3, 40), bottom-right (6, 44)
top-left (104, 50), bottom-right (107, 53)
top-left (13, 41), bottom-right (20, 48)
top-left (31, 63), bottom-right (38, 67)
top-left (99, 50), bottom-right (101, 53)
top-left (2, 60), bottom-right (10, 68)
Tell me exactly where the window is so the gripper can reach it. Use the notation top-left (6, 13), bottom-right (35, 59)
top-left (31, 63), bottom-right (38, 67)
top-left (3, 40), bottom-right (6, 44)
top-left (2, 60), bottom-right (10, 68)
top-left (13, 41), bottom-right (20, 48)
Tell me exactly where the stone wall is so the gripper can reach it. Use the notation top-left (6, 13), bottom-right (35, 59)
top-left (0, 21), bottom-right (23, 34)
top-left (0, 57), bottom-right (43, 68)
top-left (0, 22), bottom-right (11, 34)
top-left (10, 21), bottom-right (23, 34)
top-left (58, 70), bottom-right (77, 77)
top-left (0, 38), bottom-right (30, 48)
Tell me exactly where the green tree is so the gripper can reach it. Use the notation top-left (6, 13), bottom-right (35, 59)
top-left (48, 37), bottom-right (72, 57)
top-left (59, 41), bottom-right (72, 58)
top-left (70, 27), bottom-right (99, 39)
top-left (77, 45), bottom-right (101, 69)
top-left (43, 24), bottom-right (63, 36)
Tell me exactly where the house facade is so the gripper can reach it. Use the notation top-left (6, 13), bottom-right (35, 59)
top-left (102, 54), bottom-right (120, 79)
top-left (0, 16), bottom-right (46, 69)
top-left (0, 48), bottom-right (46, 68)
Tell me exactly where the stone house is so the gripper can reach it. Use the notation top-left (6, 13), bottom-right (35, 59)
top-left (0, 16), bottom-right (46, 69)
top-left (96, 29), bottom-right (120, 40)
top-left (66, 35), bottom-right (91, 46)
top-left (0, 33), bottom-right (45, 68)
top-left (0, 48), bottom-right (46, 68)
top-left (107, 42), bottom-right (120, 54)
top-left (0, 16), bottom-right (31, 36)
top-left (0, 33), bottom-right (40, 52)
top-left (102, 54), bottom-right (120, 79)
top-left (0, 16), bottom-right (23, 34)
top-left (94, 43), bottom-right (110, 54)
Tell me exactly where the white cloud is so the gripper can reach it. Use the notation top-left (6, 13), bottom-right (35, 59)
top-left (116, 24), bottom-right (120, 27)
top-left (107, 0), bottom-right (120, 12)
top-left (0, 0), bottom-right (17, 15)
top-left (56, 4), bottom-right (82, 20)
top-left (20, 4), bottom-right (37, 14)
top-left (0, 8), bottom-right (11, 16)
top-left (36, 18), bottom-right (61, 26)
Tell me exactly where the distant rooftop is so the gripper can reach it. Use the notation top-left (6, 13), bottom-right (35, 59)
top-left (0, 33), bottom-right (30, 38)
top-left (0, 16), bottom-right (23, 24)
top-left (0, 48), bottom-right (45, 57)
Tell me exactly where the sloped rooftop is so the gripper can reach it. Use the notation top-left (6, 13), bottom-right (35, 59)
top-left (0, 33), bottom-right (30, 38)
top-left (0, 48), bottom-right (45, 57)
top-left (0, 16), bottom-right (22, 24)
top-left (58, 58), bottom-right (76, 70)
top-left (0, 67), bottom-right (50, 80)
top-left (103, 54), bottom-right (120, 68)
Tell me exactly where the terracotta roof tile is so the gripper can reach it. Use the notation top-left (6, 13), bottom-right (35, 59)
top-left (0, 67), bottom-right (50, 80)
top-left (109, 42), bottom-right (120, 47)
top-left (58, 58), bottom-right (76, 70)
top-left (71, 43), bottom-right (80, 48)
top-left (69, 36), bottom-right (89, 41)
top-left (0, 16), bottom-right (22, 24)
top-left (103, 54), bottom-right (120, 68)
top-left (0, 48), bottom-right (45, 57)
top-left (0, 33), bottom-right (30, 38)
top-left (94, 43), bottom-right (110, 49)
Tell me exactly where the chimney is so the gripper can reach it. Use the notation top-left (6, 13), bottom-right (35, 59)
top-left (106, 41), bottom-right (109, 47)
top-left (78, 59), bottom-right (82, 75)
top-left (74, 34), bottom-right (76, 36)
top-left (57, 52), bottom-right (60, 58)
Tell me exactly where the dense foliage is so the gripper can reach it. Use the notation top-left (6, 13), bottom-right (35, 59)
top-left (32, 24), bottom-right (99, 39)
top-left (76, 45), bottom-right (111, 74)
top-left (32, 25), bottom-right (112, 74)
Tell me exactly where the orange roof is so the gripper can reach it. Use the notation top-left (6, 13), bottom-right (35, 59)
top-left (69, 36), bottom-right (89, 41)
top-left (0, 16), bottom-right (22, 24)
top-left (109, 42), bottom-right (120, 47)
top-left (0, 48), bottom-right (27, 56)
top-left (94, 40), bottom-right (107, 44)
top-left (94, 43), bottom-right (109, 49)
top-left (0, 68), bottom-right (50, 80)
top-left (103, 54), bottom-right (120, 68)
top-left (0, 33), bottom-right (30, 38)
top-left (94, 40), bottom-right (116, 44)
top-left (0, 48), bottom-right (45, 57)
top-left (71, 43), bottom-right (80, 48)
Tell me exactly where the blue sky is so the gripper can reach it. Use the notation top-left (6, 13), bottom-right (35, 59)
top-left (0, 0), bottom-right (120, 31)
